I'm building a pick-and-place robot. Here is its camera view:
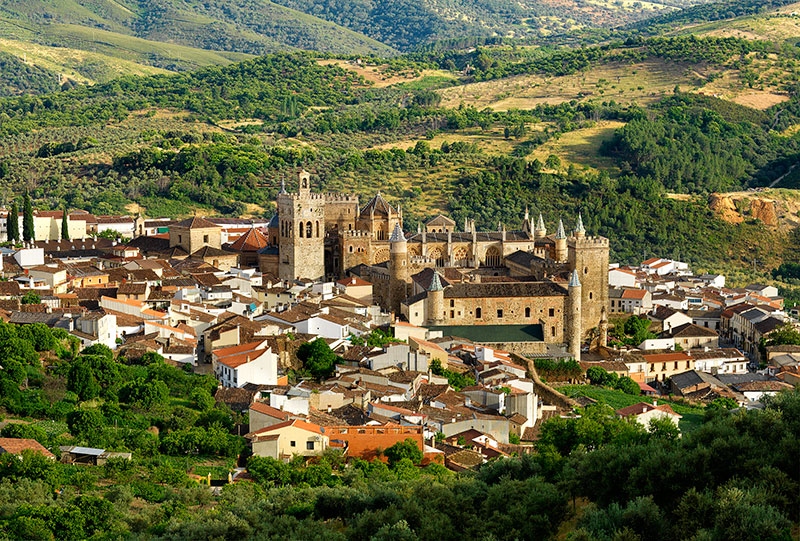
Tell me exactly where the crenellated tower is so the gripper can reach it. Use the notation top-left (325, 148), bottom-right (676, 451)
top-left (277, 170), bottom-right (325, 281)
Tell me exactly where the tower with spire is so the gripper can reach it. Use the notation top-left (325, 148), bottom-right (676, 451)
top-left (567, 269), bottom-right (582, 360)
top-left (534, 213), bottom-right (546, 240)
top-left (426, 270), bottom-right (445, 325)
top-left (388, 223), bottom-right (409, 316)
top-left (555, 218), bottom-right (567, 262)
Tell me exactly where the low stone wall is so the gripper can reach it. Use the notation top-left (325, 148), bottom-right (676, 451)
top-left (510, 353), bottom-right (579, 411)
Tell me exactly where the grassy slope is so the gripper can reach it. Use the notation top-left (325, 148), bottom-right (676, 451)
top-left (558, 385), bottom-right (707, 433)
top-left (0, 37), bottom-right (169, 84)
top-left (671, 1), bottom-right (800, 46)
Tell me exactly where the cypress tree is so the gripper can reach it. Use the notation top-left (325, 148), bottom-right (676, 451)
top-left (22, 190), bottom-right (33, 242)
top-left (7, 201), bottom-right (18, 242)
top-left (61, 207), bottom-right (70, 240)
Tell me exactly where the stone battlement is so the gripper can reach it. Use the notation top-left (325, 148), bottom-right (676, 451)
top-left (325, 194), bottom-right (359, 203)
top-left (571, 236), bottom-right (609, 247)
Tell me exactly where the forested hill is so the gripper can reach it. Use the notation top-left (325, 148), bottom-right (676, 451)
top-left (0, 0), bottom-right (396, 61)
top-left (0, 52), bottom-right (60, 96)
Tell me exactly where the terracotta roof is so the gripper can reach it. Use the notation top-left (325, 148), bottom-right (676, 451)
top-left (247, 419), bottom-right (324, 438)
top-left (615, 402), bottom-right (681, 418)
top-left (642, 352), bottom-right (692, 363)
top-left (0, 438), bottom-right (54, 458)
top-left (250, 401), bottom-right (292, 420)
top-left (228, 227), bottom-right (270, 252)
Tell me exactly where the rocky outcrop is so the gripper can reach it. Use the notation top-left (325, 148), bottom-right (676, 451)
top-left (750, 198), bottom-right (778, 226)
top-left (709, 193), bottom-right (779, 226)
top-left (708, 194), bottom-right (743, 223)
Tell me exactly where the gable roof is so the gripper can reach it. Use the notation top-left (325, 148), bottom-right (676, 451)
top-left (616, 402), bottom-right (681, 418)
top-left (246, 419), bottom-right (325, 439)
top-left (249, 401), bottom-right (292, 421)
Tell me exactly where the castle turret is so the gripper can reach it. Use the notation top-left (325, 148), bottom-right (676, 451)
top-left (427, 271), bottom-right (445, 325)
top-left (534, 213), bottom-right (546, 240)
top-left (567, 269), bottom-right (582, 360)
top-left (555, 219), bottom-right (567, 262)
top-left (599, 306), bottom-right (608, 348)
top-left (389, 223), bottom-right (408, 316)
top-left (574, 213), bottom-right (586, 239)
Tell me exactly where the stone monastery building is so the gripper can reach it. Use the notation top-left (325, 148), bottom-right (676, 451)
top-left (273, 171), bottom-right (610, 358)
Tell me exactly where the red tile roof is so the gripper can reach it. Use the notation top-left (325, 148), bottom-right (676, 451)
top-left (615, 402), bottom-right (681, 418)
top-left (229, 227), bottom-right (270, 252)
top-left (0, 437), bottom-right (54, 458)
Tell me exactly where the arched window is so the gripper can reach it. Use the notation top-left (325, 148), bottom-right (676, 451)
top-left (476, 307), bottom-right (482, 319)
top-left (306, 222), bottom-right (313, 238)
top-left (525, 307), bottom-right (531, 318)
top-left (299, 222), bottom-right (304, 238)
top-left (483, 246), bottom-right (501, 267)
top-left (349, 246), bottom-right (353, 253)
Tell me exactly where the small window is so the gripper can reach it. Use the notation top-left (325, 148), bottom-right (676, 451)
top-left (203, 235), bottom-right (209, 243)
top-left (476, 307), bottom-right (482, 318)
top-left (497, 309), bottom-right (503, 318)
top-left (549, 308), bottom-right (555, 317)
top-left (551, 326), bottom-right (556, 337)
top-left (589, 292), bottom-right (593, 300)
top-left (178, 235), bottom-right (182, 244)
top-left (525, 307), bottom-right (531, 318)
top-left (674, 362), bottom-right (678, 369)
top-left (450, 300), bottom-right (454, 307)
top-left (584, 266), bottom-right (589, 274)
top-left (450, 310), bottom-right (454, 318)
top-left (290, 441), bottom-right (296, 447)
top-left (306, 441), bottom-right (314, 450)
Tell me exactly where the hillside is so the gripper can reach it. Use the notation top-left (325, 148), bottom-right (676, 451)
top-left (0, 0), bottom-right (396, 71)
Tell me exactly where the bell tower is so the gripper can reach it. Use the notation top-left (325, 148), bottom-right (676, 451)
top-left (278, 170), bottom-right (325, 281)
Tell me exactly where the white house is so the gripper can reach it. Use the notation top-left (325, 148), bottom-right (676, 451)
top-left (615, 401), bottom-right (681, 430)
top-left (212, 340), bottom-right (278, 387)
top-left (609, 267), bottom-right (637, 288)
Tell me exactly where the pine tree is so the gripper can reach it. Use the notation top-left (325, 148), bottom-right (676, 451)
top-left (22, 190), bottom-right (34, 242)
top-left (61, 207), bottom-right (69, 240)
top-left (6, 201), bottom-right (18, 242)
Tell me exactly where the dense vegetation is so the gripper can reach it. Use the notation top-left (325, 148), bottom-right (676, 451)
top-left (602, 93), bottom-right (800, 193)
top-left (0, 52), bottom-right (61, 96)
top-left (2, 332), bottom-right (796, 541)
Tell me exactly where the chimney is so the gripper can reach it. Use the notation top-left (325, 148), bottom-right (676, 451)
top-left (652, 400), bottom-right (657, 407)
top-left (327, 405), bottom-right (331, 413)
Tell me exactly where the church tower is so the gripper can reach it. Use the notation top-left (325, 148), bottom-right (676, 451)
top-left (277, 170), bottom-right (325, 281)
top-left (389, 223), bottom-right (409, 316)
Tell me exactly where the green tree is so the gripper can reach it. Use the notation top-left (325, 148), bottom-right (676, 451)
top-left (759, 323), bottom-right (800, 360)
top-left (246, 455), bottom-right (292, 486)
top-left (60, 208), bottom-right (69, 240)
top-left (615, 376), bottom-right (641, 396)
top-left (67, 409), bottom-right (103, 438)
top-left (22, 189), bottom-right (34, 243)
top-left (6, 201), bottom-right (18, 242)
top-left (648, 416), bottom-right (680, 441)
top-left (296, 338), bottom-right (340, 381)
top-left (191, 388), bottom-right (215, 411)
top-left (21, 291), bottom-right (41, 305)
top-left (384, 438), bottom-right (422, 466)
top-left (67, 362), bottom-right (100, 402)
